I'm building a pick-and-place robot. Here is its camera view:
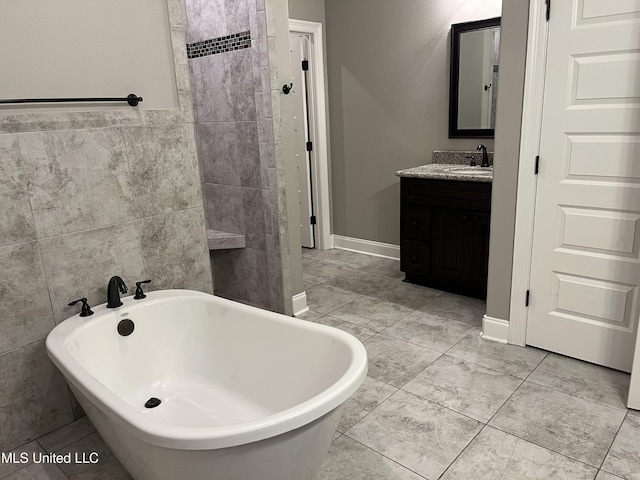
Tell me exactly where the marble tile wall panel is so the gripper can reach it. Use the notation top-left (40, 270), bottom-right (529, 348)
top-left (190, 49), bottom-right (257, 123)
top-left (0, 135), bottom-right (36, 246)
top-left (248, 3), bottom-right (262, 94)
top-left (204, 183), bottom-right (245, 235)
top-left (0, 342), bottom-right (74, 451)
top-left (211, 247), bottom-right (270, 308)
top-left (238, 122), bottom-right (262, 188)
top-left (184, 0), bottom-right (250, 44)
top-left (211, 249), bottom-right (249, 301)
top-left (197, 122), bottom-right (242, 186)
top-left (167, 0), bottom-right (186, 28)
top-left (139, 208), bottom-right (211, 289)
top-left (170, 27), bottom-right (191, 94)
top-left (197, 121), bottom-right (261, 186)
top-left (243, 188), bottom-right (266, 250)
top-left (38, 221), bottom-right (146, 323)
top-left (243, 247), bottom-right (270, 308)
top-left (122, 124), bottom-right (202, 217)
top-left (193, 282), bottom-right (215, 295)
top-left (0, 242), bottom-right (54, 354)
top-left (18, 128), bottom-right (137, 239)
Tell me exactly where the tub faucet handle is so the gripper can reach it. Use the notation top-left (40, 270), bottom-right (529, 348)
top-left (68, 298), bottom-right (94, 317)
top-left (134, 279), bottom-right (152, 300)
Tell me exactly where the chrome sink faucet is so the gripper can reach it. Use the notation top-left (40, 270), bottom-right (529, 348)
top-left (106, 276), bottom-right (128, 308)
top-left (477, 144), bottom-right (490, 167)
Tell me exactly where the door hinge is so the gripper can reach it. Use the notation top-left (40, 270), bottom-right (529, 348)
top-left (310, 215), bottom-right (317, 225)
top-left (306, 141), bottom-right (313, 152)
top-left (534, 156), bottom-right (540, 175)
top-left (302, 59), bottom-right (309, 71)
top-left (525, 290), bottom-right (530, 307)
top-left (545, 0), bottom-right (551, 21)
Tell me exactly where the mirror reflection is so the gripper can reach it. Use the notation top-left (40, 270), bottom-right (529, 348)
top-left (449, 17), bottom-right (501, 138)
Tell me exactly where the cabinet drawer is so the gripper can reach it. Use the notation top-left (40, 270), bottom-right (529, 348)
top-left (401, 206), bottom-right (431, 241)
top-left (400, 240), bottom-right (431, 275)
top-left (401, 177), bottom-right (492, 211)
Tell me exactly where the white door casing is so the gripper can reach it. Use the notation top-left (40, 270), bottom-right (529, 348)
top-left (288, 19), bottom-right (331, 251)
top-left (526, 0), bottom-right (640, 372)
top-left (289, 32), bottom-right (314, 248)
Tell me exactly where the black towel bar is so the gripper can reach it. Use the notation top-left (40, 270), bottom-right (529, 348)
top-left (0, 93), bottom-right (143, 107)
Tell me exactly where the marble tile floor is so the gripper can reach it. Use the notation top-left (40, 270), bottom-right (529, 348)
top-left (303, 249), bottom-right (639, 480)
top-left (3, 248), bottom-right (639, 480)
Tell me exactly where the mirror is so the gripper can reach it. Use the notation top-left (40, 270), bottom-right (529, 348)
top-left (449, 17), bottom-right (501, 139)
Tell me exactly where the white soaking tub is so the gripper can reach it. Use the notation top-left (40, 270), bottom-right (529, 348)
top-left (46, 289), bottom-right (367, 480)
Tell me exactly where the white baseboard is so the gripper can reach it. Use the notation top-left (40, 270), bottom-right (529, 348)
top-left (331, 234), bottom-right (400, 260)
top-left (292, 291), bottom-right (309, 316)
top-left (481, 315), bottom-right (510, 344)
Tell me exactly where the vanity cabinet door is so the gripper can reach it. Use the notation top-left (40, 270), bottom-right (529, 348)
top-left (400, 240), bottom-right (431, 275)
top-left (468, 212), bottom-right (490, 296)
top-left (432, 208), bottom-right (468, 284)
top-left (431, 208), bottom-right (490, 298)
top-left (401, 206), bottom-right (431, 241)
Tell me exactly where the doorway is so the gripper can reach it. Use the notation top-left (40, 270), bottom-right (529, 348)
top-left (288, 19), bottom-right (331, 250)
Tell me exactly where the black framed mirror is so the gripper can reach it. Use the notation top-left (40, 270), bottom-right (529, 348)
top-left (449, 17), bottom-right (501, 139)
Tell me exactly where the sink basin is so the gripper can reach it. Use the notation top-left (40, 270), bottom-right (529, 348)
top-left (447, 166), bottom-right (493, 176)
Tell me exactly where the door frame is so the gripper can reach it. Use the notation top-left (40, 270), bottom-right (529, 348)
top-left (508, 0), bottom-right (550, 346)
top-left (288, 19), bottom-right (331, 250)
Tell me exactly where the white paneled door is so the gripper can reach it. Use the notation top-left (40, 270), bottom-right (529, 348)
top-left (289, 33), bottom-right (315, 248)
top-left (527, 0), bottom-right (640, 372)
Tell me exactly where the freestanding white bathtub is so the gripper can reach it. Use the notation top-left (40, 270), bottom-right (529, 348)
top-left (46, 290), bottom-right (367, 480)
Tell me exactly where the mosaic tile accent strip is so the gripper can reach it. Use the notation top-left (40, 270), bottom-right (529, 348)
top-left (187, 31), bottom-right (251, 59)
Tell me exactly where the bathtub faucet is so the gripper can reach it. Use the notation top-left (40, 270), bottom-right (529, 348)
top-left (106, 276), bottom-right (128, 308)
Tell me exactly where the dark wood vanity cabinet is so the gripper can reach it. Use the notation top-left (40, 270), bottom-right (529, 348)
top-left (400, 178), bottom-right (492, 299)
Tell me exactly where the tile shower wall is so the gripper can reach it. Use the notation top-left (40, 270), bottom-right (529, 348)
top-left (185, 0), bottom-right (292, 313)
top-left (0, 0), bottom-right (212, 452)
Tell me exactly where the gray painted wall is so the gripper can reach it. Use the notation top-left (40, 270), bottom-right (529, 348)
top-left (289, 0), bottom-right (325, 24)
top-left (0, 0), bottom-right (211, 452)
top-left (485, 0), bottom-right (529, 321)
top-left (325, 0), bottom-right (499, 245)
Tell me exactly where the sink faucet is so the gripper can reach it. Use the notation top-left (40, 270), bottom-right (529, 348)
top-left (106, 276), bottom-right (128, 308)
top-left (477, 144), bottom-right (490, 168)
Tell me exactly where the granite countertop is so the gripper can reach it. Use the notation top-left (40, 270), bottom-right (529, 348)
top-left (395, 150), bottom-right (493, 183)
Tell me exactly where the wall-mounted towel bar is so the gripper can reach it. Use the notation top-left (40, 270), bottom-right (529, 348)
top-left (0, 93), bottom-right (143, 107)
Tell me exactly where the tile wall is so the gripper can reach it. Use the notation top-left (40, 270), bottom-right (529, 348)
top-left (0, 0), bottom-right (212, 452)
top-left (185, 0), bottom-right (293, 313)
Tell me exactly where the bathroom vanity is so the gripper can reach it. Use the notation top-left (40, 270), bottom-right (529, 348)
top-left (396, 155), bottom-right (492, 299)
